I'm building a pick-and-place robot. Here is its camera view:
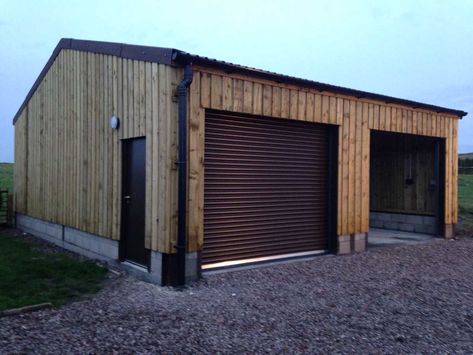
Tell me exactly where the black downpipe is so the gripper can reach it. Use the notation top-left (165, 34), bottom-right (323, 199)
top-left (436, 139), bottom-right (446, 237)
top-left (327, 126), bottom-right (338, 252)
top-left (176, 64), bottom-right (193, 286)
top-left (434, 140), bottom-right (440, 236)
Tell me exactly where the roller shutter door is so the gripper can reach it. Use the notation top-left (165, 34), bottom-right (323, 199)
top-left (203, 111), bottom-right (329, 267)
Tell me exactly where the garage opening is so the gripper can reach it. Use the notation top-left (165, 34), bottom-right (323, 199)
top-left (369, 131), bottom-right (444, 240)
top-left (202, 111), bottom-right (337, 269)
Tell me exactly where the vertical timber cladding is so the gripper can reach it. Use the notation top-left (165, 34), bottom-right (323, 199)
top-left (187, 68), bottom-right (460, 255)
top-left (12, 49), bottom-right (181, 254)
top-left (203, 111), bottom-right (330, 265)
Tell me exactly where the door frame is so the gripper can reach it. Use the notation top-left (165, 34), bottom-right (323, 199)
top-left (119, 137), bottom-right (150, 268)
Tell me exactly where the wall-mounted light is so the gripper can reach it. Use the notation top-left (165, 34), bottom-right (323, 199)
top-left (110, 115), bottom-right (120, 130)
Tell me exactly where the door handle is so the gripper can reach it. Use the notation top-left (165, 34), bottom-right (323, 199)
top-left (123, 195), bottom-right (131, 200)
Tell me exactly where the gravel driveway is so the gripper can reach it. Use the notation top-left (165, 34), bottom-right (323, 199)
top-left (1, 237), bottom-right (472, 354)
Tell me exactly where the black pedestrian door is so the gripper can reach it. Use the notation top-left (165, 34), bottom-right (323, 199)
top-left (120, 137), bottom-right (149, 267)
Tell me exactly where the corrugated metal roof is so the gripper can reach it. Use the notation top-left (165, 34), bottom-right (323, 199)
top-left (173, 50), bottom-right (468, 118)
top-left (12, 38), bottom-right (467, 124)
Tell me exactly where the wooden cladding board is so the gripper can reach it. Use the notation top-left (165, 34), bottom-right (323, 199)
top-left (188, 69), bottom-right (459, 250)
top-left (13, 49), bottom-right (180, 253)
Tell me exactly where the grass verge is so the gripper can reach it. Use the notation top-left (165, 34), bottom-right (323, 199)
top-left (0, 163), bottom-right (13, 192)
top-left (0, 233), bottom-right (107, 312)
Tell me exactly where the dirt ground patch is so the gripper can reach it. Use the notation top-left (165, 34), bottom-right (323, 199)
top-left (0, 234), bottom-right (472, 353)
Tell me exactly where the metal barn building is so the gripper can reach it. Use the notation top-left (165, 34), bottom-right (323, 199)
top-left (13, 39), bottom-right (467, 285)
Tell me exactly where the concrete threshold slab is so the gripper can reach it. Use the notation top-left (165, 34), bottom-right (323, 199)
top-left (121, 260), bottom-right (148, 272)
top-left (203, 250), bottom-right (328, 276)
top-left (369, 227), bottom-right (437, 247)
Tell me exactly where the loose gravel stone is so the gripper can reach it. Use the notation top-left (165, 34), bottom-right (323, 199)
top-left (1, 237), bottom-right (472, 354)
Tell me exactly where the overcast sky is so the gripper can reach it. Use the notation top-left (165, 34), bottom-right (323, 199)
top-left (1, 0), bottom-right (472, 162)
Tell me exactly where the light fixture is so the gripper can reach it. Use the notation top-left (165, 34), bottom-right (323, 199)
top-left (110, 115), bottom-right (120, 130)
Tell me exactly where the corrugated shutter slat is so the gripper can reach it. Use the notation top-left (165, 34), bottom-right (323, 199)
top-left (203, 112), bottom-right (329, 265)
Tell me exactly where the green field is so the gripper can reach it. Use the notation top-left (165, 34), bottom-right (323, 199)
top-left (0, 233), bottom-right (107, 311)
top-left (0, 163), bottom-right (13, 192)
top-left (459, 175), bottom-right (473, 209)
top-left (458, 174), bottom-right (473, 234)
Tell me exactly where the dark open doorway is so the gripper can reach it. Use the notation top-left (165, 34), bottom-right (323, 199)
top-left (369, 131), bottom-right (444, 241)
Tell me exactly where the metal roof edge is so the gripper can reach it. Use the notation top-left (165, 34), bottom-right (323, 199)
top-left (173, 51), bottom-right (467, 118)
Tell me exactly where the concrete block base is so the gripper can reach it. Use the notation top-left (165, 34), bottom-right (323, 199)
top-left (337, 235), bottom-right (351, 255)
top-left (16, 213), bottom-right (64, 246)
top-left (185, 252), bottom-right (201, 282)
top-left (354, 233), bottom-right (367, 252)
top-left (17, 213), bottom-right (120, 262)
top-left (370, 211), bottom-right (436, 235)
top-left (15, 213), bottom-right (200, 286)
top-left (337, 233), bottom-right (367, 254)
top-left (64, 226), bottom-right (119, 262)
top-left (444, 224), bottom-right (454, 239)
